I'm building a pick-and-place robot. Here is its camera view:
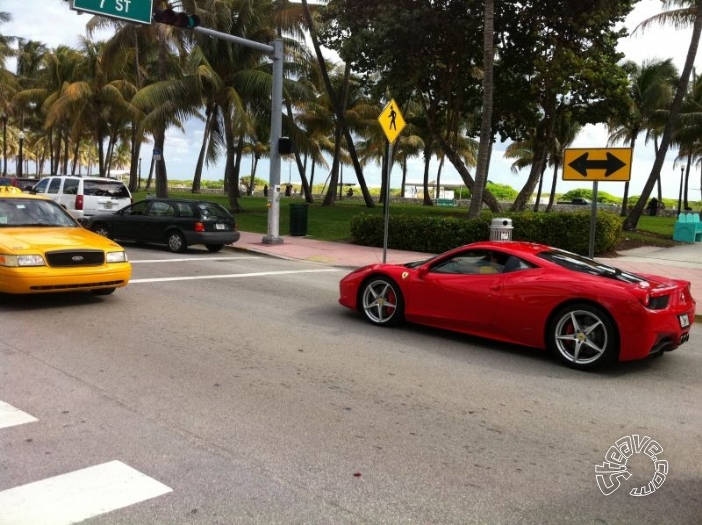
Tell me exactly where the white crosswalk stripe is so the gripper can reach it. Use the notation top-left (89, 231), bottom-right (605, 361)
top-left (0, 402), bottom-right (172, 524)
top-left (0, 401), bottom-right (37, 430)
top-left (0, 461), bottom-right (172, 525)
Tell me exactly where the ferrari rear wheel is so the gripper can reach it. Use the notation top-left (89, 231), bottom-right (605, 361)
top-left (360, 277), bottom-right (404, 326)
top-left (548, 303), bottom-right (618, 370)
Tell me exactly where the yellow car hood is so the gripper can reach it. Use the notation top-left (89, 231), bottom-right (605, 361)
top-left (0, 227), bottom-right (124, 253)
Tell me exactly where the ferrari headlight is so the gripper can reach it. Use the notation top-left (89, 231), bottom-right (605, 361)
top-left (0, 254), bottom-right (46, 267)
top-left (106, 251), bottom-right (128, 263)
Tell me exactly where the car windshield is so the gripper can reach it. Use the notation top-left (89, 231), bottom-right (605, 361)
top-left (0, 198), bottom-right (78, 227)
top-left (197, 202), bottom-right (232, 220)
top-left (537, 248), bottom-right (648, 284)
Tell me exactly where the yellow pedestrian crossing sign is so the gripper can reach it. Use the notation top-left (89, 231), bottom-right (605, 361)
top-left (378, 99), bottom-right (406, 144)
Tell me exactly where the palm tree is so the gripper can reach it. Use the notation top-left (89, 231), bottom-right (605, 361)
top-left (607, 59), bottom-right (677, 216)
top-left (624, 0), bottom-right (702, 230)
top-left (300, 0), bottom-right (374, 207)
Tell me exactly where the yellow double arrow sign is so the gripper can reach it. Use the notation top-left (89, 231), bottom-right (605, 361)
top-left (563, 148), bottom-right (632, 182)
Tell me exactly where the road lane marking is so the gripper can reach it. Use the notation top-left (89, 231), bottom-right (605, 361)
top-left (130, 256), bottom-right (259, 263)
top-left (129, 268), bottom-right (340, 284)
top-left (0, 460), bottom-right (172, 525)
top-left (0, 401), bottom-right (37, 430)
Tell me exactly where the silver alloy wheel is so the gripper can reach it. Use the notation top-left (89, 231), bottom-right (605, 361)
top-left (361, 278), bottom-right (400, 325)
top-left (93, 224), bottom-right (110, 238)
top-left (167, 231), bottom-right (186, 253)
top-left (553, 308), bottom-right (610, 366)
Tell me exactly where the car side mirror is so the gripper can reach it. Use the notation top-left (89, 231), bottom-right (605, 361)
top-left (417, 266), bottom-right (429, 279)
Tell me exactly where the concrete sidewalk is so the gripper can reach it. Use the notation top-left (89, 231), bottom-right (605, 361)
top-left (229, 231), bottom-right (702, 320)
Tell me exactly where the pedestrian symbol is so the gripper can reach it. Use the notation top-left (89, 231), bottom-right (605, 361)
top-left (378, 99), bottom-right (406, 143)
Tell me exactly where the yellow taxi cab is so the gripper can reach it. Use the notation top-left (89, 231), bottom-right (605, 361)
top-left (0, 186), bottom-right (131, 295)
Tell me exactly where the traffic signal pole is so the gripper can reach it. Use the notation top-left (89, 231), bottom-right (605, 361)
top-left (193, 28), bottom-right (284, 244)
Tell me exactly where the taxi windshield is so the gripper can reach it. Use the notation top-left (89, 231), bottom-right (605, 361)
top-left (0, 198), bottom-right (78, 227)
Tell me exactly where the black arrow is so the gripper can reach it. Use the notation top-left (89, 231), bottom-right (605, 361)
top-left (568, 152), bottom-right (626, 177)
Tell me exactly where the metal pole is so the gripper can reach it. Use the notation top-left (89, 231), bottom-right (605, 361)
top-left (382, 140), bottom-right (393, 263)
top-left (588, 181), bottom-right (598, 258)
top-left (192, 26), bottom-right (280, 242)
top-left (18, 131), bottom-right (24, 177)
top-left (678, 166), bottom-right (684, 215)
top-left (262, 38), bottom-right (284, 244)
top-left (1, 113), bottom-right (6, 176)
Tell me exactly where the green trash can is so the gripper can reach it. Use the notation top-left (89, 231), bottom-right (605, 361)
top-left (289, 203), bottom-right (309, 236)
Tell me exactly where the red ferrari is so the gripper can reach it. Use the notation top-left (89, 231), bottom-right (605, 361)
top-left (339, 241), bottom-right (695, 370)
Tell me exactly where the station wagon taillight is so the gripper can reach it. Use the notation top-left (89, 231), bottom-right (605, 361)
top-left (194, 222), bottom-right (205, 232)
top-left (75, 195), bottom-right (83, 210)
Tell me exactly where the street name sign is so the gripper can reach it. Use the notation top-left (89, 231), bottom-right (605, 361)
top-left (70, 0), bottom-right (153, 25)
top-left (563, 148), bottom-right (632, 182)
top-left (378, 99), bottom-right (406, 144)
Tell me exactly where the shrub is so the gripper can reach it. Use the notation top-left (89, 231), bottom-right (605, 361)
top-left (350, 210), bottom-right (623, 255)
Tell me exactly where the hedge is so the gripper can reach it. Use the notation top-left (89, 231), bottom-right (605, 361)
top-left (349, 211), bottom-right (623, 255)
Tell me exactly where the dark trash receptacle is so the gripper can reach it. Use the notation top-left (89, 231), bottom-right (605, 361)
top-left (289, 203), bottom-right (309, 236)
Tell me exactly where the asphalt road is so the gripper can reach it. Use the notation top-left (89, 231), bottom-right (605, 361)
top-left (1, 246), bottom-right (700, 524)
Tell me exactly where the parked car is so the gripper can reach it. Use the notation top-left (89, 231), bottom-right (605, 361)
top-left (83, 198), bottom-right (241, 253)
top-left (15, 177), bottom-right (40, 191)
top-left (30, 175), bottom-right (132, 221)
top-left (338, 240), bottom-right (696, 370)
top-left (0, 176), bottom-right (17, 187)
top-left (0, 186), bottom-right (131, 295)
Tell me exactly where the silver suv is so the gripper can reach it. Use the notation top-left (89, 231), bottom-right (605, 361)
top-left (31, 176), bottom-right (132, 221)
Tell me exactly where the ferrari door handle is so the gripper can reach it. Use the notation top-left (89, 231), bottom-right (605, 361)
top-left (490, 284), bottom-right (502, 292)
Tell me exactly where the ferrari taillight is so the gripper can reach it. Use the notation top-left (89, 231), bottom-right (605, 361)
top-left (75, 195), bottom-right (83, 210)
top-left (194, 222), bottom-right (205, 232)
top-left (640, 293), bottom-right (651, 307)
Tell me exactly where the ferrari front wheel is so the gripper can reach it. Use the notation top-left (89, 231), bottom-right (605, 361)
top-left (548, 303), bottom-right (618, 370)
top-left (360, 277), bottom-right (404, 327)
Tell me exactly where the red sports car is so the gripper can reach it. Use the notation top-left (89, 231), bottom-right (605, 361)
top-left (338, 241), bottom-right (695, 370)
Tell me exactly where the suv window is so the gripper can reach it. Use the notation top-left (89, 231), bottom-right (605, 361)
top-left (83, 180), bottom-right (130, 198)
top-left (33, 179), bottom-right (49, 193)
top-left (63, 178), bottom-right (79, 195)
top-left (48, 178), bottom-right (62, 194)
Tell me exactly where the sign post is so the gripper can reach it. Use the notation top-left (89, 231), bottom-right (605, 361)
top-left (70, 0), bottom-right (154, 25)
top-left (378, 99), bottom-right (406, 263)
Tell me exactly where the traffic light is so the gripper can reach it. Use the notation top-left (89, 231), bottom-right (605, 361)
top-left (153, 8), bottom-right (200, 29)
top-left (278, 137), bottom-right (294, 155)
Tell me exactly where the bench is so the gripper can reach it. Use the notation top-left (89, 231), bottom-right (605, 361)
top-left (673, 212), bottom-right (702, 243)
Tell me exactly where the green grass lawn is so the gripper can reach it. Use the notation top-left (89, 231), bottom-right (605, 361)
top-left (131, 190), bottom-right (681, 245)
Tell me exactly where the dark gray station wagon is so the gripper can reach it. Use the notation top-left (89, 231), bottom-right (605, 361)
top-left (84, 198), bottom-right (240, 253)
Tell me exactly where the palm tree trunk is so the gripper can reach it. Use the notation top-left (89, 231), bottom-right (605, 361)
top-left (192, 105), bottom-right (213, 194)
top-left (468, 0), bottom-right (495, 218)
top-left (546, 161), bottom-right (559, 212)
top-left (155, 26), bottom-right (169, 198)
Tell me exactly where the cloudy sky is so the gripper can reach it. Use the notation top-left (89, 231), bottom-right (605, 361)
top-left (3, 0), bottom-right (701, 199)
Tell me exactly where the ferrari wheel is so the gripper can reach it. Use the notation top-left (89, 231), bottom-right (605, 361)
top-left (548, 303), bottom-right (618, 370)
top-left (360, 277), bottom-right (404, 326)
